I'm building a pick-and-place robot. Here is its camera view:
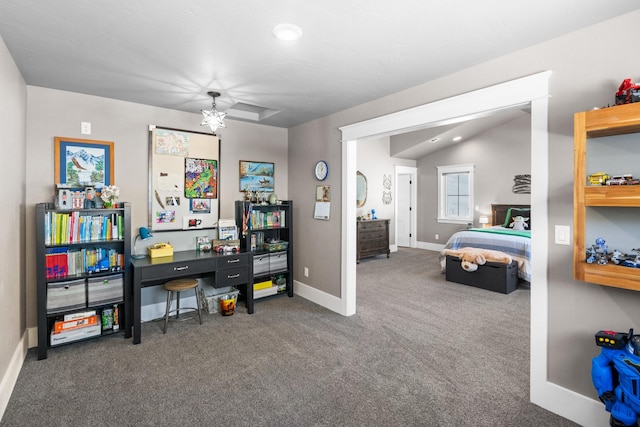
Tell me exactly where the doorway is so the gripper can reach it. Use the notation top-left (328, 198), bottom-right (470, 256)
top-left (395, 166), bottom-right (417, 248)
top-left (340, 71), bottom-right (551, 408)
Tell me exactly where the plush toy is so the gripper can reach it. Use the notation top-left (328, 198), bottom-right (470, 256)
top-left (443, 247), bottom-right (513, 272)
top-left (509, 215), bottom-right (529, 231)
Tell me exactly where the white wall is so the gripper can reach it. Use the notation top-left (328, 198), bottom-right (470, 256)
top-left (416, 114), bottom-right (531, 244)
top-left (357, 136), bottom-right (416, 244)
top-left (24, 86), bottom-right (288, 324)
top-left (287, 10), bottom-right (640, 419)
top-left (0, 35), bottom-right (27, 418)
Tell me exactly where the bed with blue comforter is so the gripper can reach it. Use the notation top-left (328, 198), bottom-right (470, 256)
top-left (439, 204), bottom-right (532, 282)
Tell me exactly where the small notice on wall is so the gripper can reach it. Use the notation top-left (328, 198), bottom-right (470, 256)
top-left (314, 202), bottom-right (330, 220)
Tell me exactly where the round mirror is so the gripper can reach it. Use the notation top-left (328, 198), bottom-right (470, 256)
top-left (356, 171), bottom-right (367, 207)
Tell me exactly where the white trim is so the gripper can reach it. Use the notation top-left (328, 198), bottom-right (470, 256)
top-left (395, 165), bottom-right (417, 248)
top-left (0, 331), bottom-right (28, 421)
top-left (294, 280), bottom-right (343, 313)
top-left (338, 71), bottom-right (592, 424)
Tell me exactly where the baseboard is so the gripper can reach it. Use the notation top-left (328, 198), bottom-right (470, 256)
top-left (293, 280), bottom-right (342, 314)
top-left (532, 379), bottom-right (608, 426)
top-left (417, 241), bottom-right (444, 252)
top-left (0, 331), bottom-right (28, 421)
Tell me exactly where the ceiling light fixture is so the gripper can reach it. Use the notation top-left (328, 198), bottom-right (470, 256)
top-left (272, 23), bottom-right (303, 41)
top-left (453, 136), bottom-right (462, 142)
top-left (201, 91), bottom-right (227, 133)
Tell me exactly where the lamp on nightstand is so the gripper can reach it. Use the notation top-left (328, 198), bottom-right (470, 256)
top-left (132, 227), bottom-right (153, 259)
top-left (478, 216), bottom-right (489, 228)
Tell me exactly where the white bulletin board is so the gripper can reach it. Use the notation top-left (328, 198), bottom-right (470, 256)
top-left (148, 126), bottom-right (220, 231)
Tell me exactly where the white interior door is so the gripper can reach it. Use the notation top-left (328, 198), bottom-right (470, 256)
top-left (397, 173), bottom-right (412, 247)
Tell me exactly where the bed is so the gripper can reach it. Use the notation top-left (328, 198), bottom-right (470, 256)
top-left (439, 204), bottom-right (531, 282)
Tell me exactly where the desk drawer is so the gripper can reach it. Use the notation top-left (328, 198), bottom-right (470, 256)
top-left (216, 253), bottom-right (250, 269)
top-left (140, 258), bottom-right (214, 281)
top-left (215, 266), bottom-right (249, 288)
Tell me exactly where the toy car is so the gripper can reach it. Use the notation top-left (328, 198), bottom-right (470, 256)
top-left (616, 78), bottom-right (640, 105)
top-left (606, 174), bottom-right (640, 185)
top-left (588, 172), bottom-right (611, 185)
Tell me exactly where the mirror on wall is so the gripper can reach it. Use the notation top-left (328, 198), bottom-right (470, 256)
top-left (356, 171), bottom-right (367, 207)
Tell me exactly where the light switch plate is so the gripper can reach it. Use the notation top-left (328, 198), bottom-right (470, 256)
top-left (555, 225), bottom-right (571, 245)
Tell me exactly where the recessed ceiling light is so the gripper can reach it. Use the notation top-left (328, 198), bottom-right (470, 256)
top-left (272, 23), bottom-right (303, 41)
top-left (453, 136), bottom-right (462, 142)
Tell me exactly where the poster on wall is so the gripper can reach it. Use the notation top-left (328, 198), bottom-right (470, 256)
top-left (149, 126), bottom-right (220, 231)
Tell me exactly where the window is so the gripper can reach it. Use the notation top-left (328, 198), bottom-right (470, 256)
top-left (437, 164), bottom-right (474, 224)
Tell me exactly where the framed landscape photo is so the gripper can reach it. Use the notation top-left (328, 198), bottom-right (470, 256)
top-left (54, 137), bottom-right (114, 187)
top-left (239, 160), bottom-right (274, 192)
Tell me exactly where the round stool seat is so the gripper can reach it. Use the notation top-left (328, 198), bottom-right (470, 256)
top-left (164, 278), bottom-right (198, 292)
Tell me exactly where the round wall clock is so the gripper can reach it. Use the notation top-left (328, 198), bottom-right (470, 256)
top-left (315, 160), bottom-right (328, 181)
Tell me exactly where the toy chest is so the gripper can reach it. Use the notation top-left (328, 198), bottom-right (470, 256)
top-left (445, 256), bottom-right (518, 294)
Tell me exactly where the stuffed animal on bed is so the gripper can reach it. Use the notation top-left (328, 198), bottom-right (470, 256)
top-left (443, 247), bottom-right (513, 272)
top-left (509, 215), bottom-right (529, 231)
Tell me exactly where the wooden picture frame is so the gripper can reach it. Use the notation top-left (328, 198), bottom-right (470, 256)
top-left (54, 137), bottom-right (114, 187)
top-left (239, 160), bottom-right (274, 192)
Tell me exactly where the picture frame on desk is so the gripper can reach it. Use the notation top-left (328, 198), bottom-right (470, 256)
top-left (54, 137), bottom-right (114, 187)
top-left (239, 160), bottom-right (274, 192)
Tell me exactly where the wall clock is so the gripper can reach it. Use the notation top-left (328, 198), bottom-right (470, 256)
top-left (315, 160), bottom-right (328, 181)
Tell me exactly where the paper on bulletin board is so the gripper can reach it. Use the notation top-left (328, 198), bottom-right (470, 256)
top-left (314, 202), bottom-right (330, 220)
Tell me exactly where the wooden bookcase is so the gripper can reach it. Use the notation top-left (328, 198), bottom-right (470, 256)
top-left (35, 202), bottom-right (131, 359)
top-left (574, 103), bottom-right (640, 290)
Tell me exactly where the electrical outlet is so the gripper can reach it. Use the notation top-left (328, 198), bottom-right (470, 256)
top-left (304, 267), bottom-right (309, 277)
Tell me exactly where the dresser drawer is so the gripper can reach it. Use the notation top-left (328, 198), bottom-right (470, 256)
top-left (215, 266), bottom-right (250, 288)
top-left (216, 253), bottom-right (250, 269)
top-left (358, 220), bottom-right (387, 231)
top-left (140, 258), bottom-right (214, 281)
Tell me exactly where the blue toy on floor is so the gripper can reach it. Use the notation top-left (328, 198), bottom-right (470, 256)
top-left (592, 329), bottom-right (640, 427)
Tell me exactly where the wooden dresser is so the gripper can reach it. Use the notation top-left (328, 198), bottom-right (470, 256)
top-left (356, 219), bottom-right (390, 263)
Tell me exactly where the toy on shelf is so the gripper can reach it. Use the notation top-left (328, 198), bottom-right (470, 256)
top-left (586, 238), bottom-right (609, 265)
top-left (615, 78), bottom-right (640, 105)
top-left (588, 172), bottom-right (612, 186)
top-left (606, 174), bottom-right (640, 186)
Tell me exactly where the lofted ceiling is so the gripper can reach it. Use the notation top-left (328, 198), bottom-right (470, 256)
top-left (0, 1), bottom-right (638, 134)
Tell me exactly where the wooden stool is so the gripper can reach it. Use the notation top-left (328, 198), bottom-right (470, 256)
top-left (163, 278), bottom-right (202, 334)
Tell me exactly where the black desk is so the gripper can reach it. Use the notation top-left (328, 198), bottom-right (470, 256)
top-left (130, 250), bottom-right (253, 344)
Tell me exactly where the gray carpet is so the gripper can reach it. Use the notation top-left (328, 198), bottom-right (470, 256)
top-left (1, 248), bottom-right (578, 426)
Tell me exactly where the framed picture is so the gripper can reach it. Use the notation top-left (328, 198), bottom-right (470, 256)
top-left (54, 137), bottom-right (114, 187)
top-left (316, 185), bottom-right (330, 202)
top-left (239, 160), bottom-right (274, 192)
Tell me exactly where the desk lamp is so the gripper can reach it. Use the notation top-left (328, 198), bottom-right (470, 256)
top-left (132, 227), bottom-right (153, 259)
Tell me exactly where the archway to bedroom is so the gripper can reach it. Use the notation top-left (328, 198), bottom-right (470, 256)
top-left (340, 71), bottom-right (551, 407)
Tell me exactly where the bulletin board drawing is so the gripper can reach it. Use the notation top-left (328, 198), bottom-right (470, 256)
top-left (149, 126), bottom-right (220, 231)
top-left (185, 158), bottom-right (217, 199)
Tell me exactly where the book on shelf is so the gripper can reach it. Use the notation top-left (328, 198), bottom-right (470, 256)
top-left (53, 314), bottom-right (98, 333)
top-left (63, 310), bottom-right (97, 321)
top-left (44, 211), bottom-right (124, 245)
top-left (51, 323), bottom-right (101, 346)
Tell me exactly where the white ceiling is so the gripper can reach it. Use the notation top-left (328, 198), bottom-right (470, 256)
top-left (1, 1), bottom-right (638, 131)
